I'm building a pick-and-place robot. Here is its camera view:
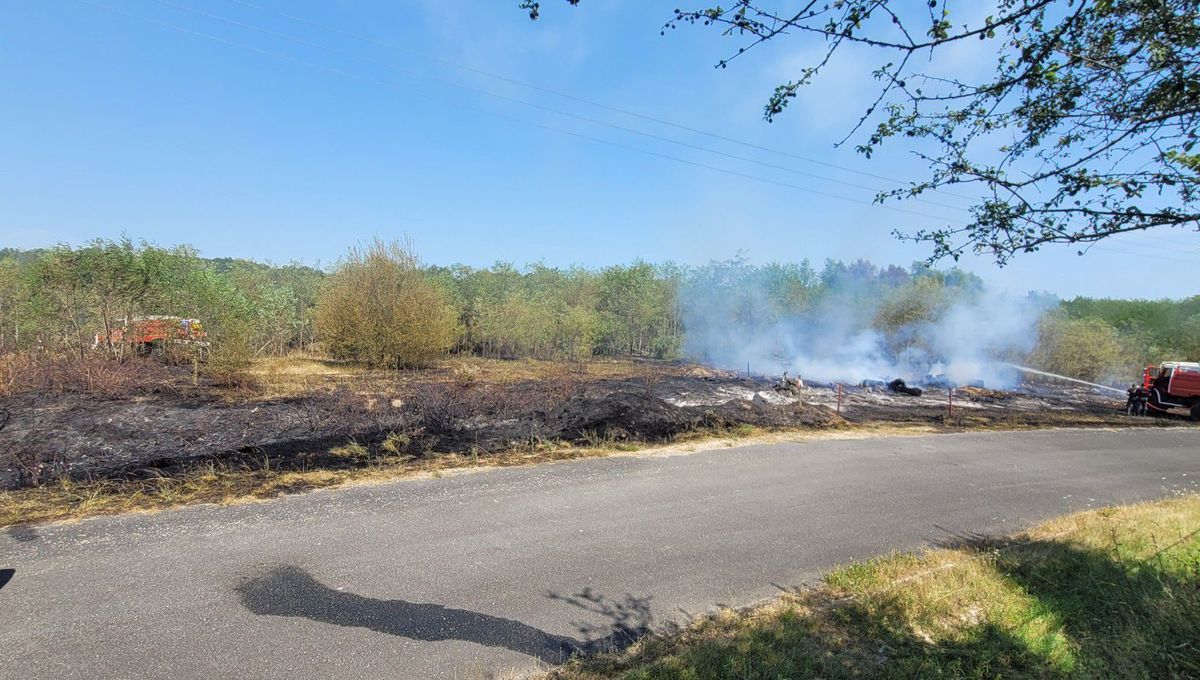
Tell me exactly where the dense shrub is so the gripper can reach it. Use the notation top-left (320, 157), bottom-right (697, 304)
top-left (314, 239), bottom-right (458, 368)
top-left (1027, 314), bottom-right (1127, 383)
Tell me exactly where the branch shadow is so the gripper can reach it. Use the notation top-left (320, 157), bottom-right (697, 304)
top-left (547, 586), bottom-right (657, 653)
top-left (569, 530), bottom-right (1199, 678)
top-left (933, 530), bottom-right (1200, 677)
top-left (234, 565), bottom-right (651, 664)
top-left (825, 599), bottom-right (1061, 678)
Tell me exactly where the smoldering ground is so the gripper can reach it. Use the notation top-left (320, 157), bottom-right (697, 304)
top-left (679, 259), bottom-right (1054, 387)
top-left (0, 366), bottom-right (1138, 493)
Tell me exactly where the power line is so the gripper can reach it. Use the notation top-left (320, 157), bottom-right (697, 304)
top-left (223, 0), bottom-right (981, 203)
top-left (235, 0), bottom-right (1200, 252)
top-left (71, 0), bottom-right (968, 224)
top-left (1087, 229), bottom-right (1200, 258)
top-left (145, 0), bottom-right (970, 213)
top-left (74, 0), bottom-right (1200, 262)
top-left (1119, 231), bottom-right (1200, 250)
top-left (494, 111), bottom-right (966, 221)
top-left (1089, 243), bottom-right (1200, 264)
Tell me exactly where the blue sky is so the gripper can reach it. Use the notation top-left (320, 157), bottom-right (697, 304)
top-left (2, 0), bottom-right (1197, 298)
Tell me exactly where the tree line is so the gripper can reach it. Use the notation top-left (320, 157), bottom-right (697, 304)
top-left (1, 239), bottom-right (1196, 383)
top-left (0, 242), bottom-right (321, 376)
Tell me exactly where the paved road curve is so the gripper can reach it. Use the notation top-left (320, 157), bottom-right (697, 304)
top-left (3, 428), bottom-right (1197, 679)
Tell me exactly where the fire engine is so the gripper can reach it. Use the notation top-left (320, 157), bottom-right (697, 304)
top-left (1142, 362), bottom-right (1200, 420)
top-left (94, 316), bottom-right (208, 357)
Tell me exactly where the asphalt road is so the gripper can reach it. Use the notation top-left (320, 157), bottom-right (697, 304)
top-left (3, 428), bottom-right (1198, 679)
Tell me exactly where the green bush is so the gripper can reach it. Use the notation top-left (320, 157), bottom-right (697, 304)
top-left (1028, 314), bottom-right (1127, 382)
top-left (314, 239), bottom-right (458, 368)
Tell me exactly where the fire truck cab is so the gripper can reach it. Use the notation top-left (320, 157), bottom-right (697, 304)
top-left (1142, 362), bottom-right (1200, 420)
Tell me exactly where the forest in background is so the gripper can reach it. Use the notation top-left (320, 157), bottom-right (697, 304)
top-left (0, 240), bottom-right (1196, 386)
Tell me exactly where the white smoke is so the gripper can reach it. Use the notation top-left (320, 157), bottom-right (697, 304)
top-left (921, 294), bottom-right (1047, 387)
top-left (680, 262), bottom-right (1051, 388)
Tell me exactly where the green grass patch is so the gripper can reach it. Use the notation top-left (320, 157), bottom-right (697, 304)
top-left (551, 495), bottom-right (1200, 679)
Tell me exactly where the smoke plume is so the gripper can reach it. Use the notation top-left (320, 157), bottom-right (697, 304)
top-left (680, 259), bottom-right (1052, 388)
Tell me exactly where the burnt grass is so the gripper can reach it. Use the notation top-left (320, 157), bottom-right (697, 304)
top-left (0, 374), bottom-right (840, 490)
top-left (0, 371), bottom-right (1177, 492)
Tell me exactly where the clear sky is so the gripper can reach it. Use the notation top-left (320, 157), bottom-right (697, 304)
top-left (2, 1), bottom-right (1197, 298)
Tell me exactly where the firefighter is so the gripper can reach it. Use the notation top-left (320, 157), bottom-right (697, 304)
top-left (1126, 384), bottom-right (1147, 417)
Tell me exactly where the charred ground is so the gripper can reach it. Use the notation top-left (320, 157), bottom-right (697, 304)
top-left (0, 356), bottom-right (1182, 494)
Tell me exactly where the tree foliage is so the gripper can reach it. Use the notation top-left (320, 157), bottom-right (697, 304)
top-left (1028, 313), bottom-right (1127, 381)
top-left (3, 241), bottom-right (1193, 381)
top-left (527, 1), bottom-right (1200, 263)
top-left (0, 240), bottom-right (325, 382)
top-left (314, 239), bottom-right (458, 368)
top-left (1060, 293), bottom-right (1200, 362)
top-left (428, 260), bottom-right (681, 360)
top-left (874, 275), bottom-right (955, 355)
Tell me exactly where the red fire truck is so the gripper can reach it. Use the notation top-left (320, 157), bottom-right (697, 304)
top-left (94, 316), bottom-right (208, 358)
top-left (1142, 362), bottom-right (1200, 420)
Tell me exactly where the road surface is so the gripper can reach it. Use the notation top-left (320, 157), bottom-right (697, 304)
top-left (2, 428), bottom-right (1197, 679)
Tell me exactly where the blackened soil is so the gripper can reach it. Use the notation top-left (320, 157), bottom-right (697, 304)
top-left (3, 374), bottom-right (1177, 491)
top-left (0, 375), bottom-right (840, 490)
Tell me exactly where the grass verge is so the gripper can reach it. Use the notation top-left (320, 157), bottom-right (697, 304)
top-left (549, 495), bottom-right (1200, 679)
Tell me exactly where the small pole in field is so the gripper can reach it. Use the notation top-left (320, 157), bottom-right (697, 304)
top-left (747, 362), bottom-right (750, 378)
top-left (948, 387), bottom-right (954, 418)
top-left (836, 383), bottom-right (843, 414)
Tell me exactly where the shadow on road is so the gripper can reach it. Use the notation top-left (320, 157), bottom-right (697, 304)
top-left (235, 565), bottom-right (651, 664)
top-left (0, 568), bottom-right (13, 591)
top-left (5, 525), bottom-right (39, 542)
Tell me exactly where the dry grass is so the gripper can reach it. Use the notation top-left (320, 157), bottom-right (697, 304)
top-left (251, 353), bottom-right (364, 378)
top-left (549, 495), bottom-right (1200, 679)
top-left (0, 349), bottom-right (176, 398)
top-left (428, 356), bottom-right (718, 384)
top-left (247, 353), bottom-right (368, 397)
top-left (243, 354), bottom-right (723, 399)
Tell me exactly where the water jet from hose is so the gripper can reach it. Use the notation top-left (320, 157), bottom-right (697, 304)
top-left (1005, 364), bottom-right (1126, 395)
